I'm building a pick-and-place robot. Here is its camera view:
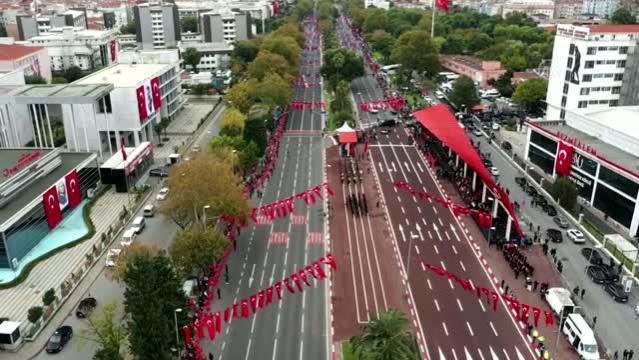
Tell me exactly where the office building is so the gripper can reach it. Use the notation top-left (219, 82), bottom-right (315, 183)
top-left (502, 0), bottom-right (555, 19)
top-left (0, 43), bottom-right (51, 82)
top-left (545, 24), bottom-right (639, 120)
top-left (134, 1), bottom-right (181, 50)
top-left (201, 10), bottom-right (251, 43)
top-left (554, 0), bottom-right (584, 19)
top-left (582, 0), bottom-right (621, 18)
top-left (440, 55), bottom-right (507, 88)
top-left (179, 42), bottom-right (232, 73)
top-left (21, 27), bottom-right (117, 72)
top-left (16, 9), bottom-right (88, 41)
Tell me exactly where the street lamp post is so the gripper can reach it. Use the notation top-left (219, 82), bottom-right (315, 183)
top-left (202, 205), bottom-right (211, 226)
top-left (174, 308), bottom-right (182, 360)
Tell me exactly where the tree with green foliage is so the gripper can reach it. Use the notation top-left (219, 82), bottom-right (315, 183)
top-left (351, 309), bottom-right (418, 360)
top-left (124, 255), bottom-right (186, 360)
top-left (261, 35), bottom-right (302, 68)
top-left (119, 22), bottom-right (136, 35)
top-left (220, 109), bottom-right (246, 137)
top-left (28, 306), bottom-right (43, 323)
top-left (248, 51), bottom-right (292, 81)
top-left (488, 71), bottom-right (514, 98)
top-left (468, 32), bottom-right (493, 53)
top-left (294, 0), bottom-right (314, 20)
top-left (42, 288), bottom-right (57, 306)
top-left (331, 80), bottom-right (352, 113)
top-left (51, 76), bottom-right (68, 84)
top-left (237, 141), bottom-right (260, 175)
top-left (368, 30), bottom-right (395, 63)
top-left (181, 16), bottom-right (198, 33)
top-left (64, 66), bottom-right (84, 82)
top-left (363, 8), bottom-right (387, 33)
top-left (77, 300), bottom-right (128, 360)
top-left (448, 76), bottom-right (480, 110)
top-left (226, 80), bottom-right (257, 113)
top-left (183, 47), bottom-right (202, 73)
top-left (611, 7), bottom-right (637, 24)
top-left (251, 73), bottom-right (293, 108)
top-left (191, 83), bottom-right (210, 95)
top-left (391, 31), bottom-right (440, 79)
top-left (25, 74), bottom-right (46, 84)
top-left (321, 48), bottom-right (365, 89)
top-left (232, 40), bottom-right (260, 65)
top-left (551, 176), bottom-right (578, 211)
top-left (334, 111), bottom-right (355, 128)
top-left (169, 226), bottom-right (229, 277)
top-left (512, 78), bottom-right (548, 116)
top-left (245, 106), bottom-right (269, 156)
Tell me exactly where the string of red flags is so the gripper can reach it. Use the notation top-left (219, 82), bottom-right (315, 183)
top-left (424, 263), bottom-right (554, 328)
top-left (245, 110), bottom-right (288, 196)
top-left (294, 75), bottom-right (319, 88)
top-left (290, 100), bottom-right (326, 111)
top-left (182, 252), bottom-right (337, 359)
top-left (394, 181), bottom-right (493, 227)
top-left (359, 97), bottom-right (406, 112)
top-left (250, 182), bottom-right (334, 223)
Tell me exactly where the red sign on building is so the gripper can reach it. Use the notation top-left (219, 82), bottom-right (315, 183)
top-left (2, 150), bottom-right (42, 177)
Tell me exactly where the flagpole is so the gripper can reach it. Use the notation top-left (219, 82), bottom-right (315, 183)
top-left (431, 0), bottom-right (436, 38)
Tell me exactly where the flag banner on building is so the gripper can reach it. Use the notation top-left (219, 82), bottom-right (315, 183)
top-left (65, 169), bottom-right (82, 209)
top-left (110, 39), bottom-right (117, 63)
top-left (425, 264), bottom-right (554, 328)
top-left (272, 0), bottom-right (278, 14)
top-left (31, 59), bottom-right (41, 76)
top-left (435, 0), bottom-right (450, 11)
top-left (136, 85), bottom-right (147, 123)
top-left (555, 140), bottom-right (574, 177)
top-left (43, 185), bottom-right (62, 229)
top-left (151, 77), bottom-right (162, 110)
top-left (394, 181), bottom-right (492, 227)
top-left (143, 79), bottom-right (156, 118)
top-left (121, 137), bottom-right (128, 161)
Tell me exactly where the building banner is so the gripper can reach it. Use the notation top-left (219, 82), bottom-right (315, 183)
top-left (43, 186), bottom-right (62, 229)
top-left (144, 79), bottom-right (155, 118)
top-left (136, 85), bottom-right (147, 123)
top-left (151, 77), bottom-right (162, 110)
top-left (110, 39), bottom-right (117, 63)
top-left (65, 169), bottom-right (82, 209)
top-left (555, 141), bottom-right (574, 177)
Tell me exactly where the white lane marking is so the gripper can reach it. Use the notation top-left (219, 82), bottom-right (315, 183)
top-left (404, 161), bottom-right (411, 172)
top-left (433, 244), bottom-right (439, 255)
top-left (452, 348), bottom-right (459, 360)
top-left (427, 279), bottom-right (433, 290)
top-left (466, 322), bottom-right (474, 336)
top-left (438, 218), bottom-right (444, 226)
top-left (440, 260), bottom-right (446, 270)
top-left (515, 347), bottom-right (526, 360)
top-left (478, 299), bottom-right (486, 312)
top-left (477, 348), bottom-right (485, 360)
top-left (271, 340), bottom-right (278, 360)
top-left (464, 346), bottom-right (474, 360)
top-left (428, 230), bottom-right (433, 239)
top-left (442, 322), bottom-right (449, 336)
top-left (439, 347), bottom-right (447, 360)
top-left (417, 162), bottom-right (424, 172)
top-left (445, 231), bottom-right (451, 240)
top-left (415, 244), bottom-right (420, 255)
top-left (459, 260), bottom-right (466, 272)
top-left (452, 245), bottom-right (458, 254)
top-left (244, 339), bottom-right (252, 360)
top-left (448, 279), bottom-right (454, 289)
top-left (456, 298), bottom-right (464, 311)
top-left (433, 207), bottom-right (438, 214)
top-left (422, 218), bottom-right (428, 226)
top-left (490, 347), bottom-right (500, 360)
top-left (401, 206), bottom-right (405, 214)
top-left (434, 299), bottom-right (440, 311)
top-left (502, 348), bottom-right (512, 360)
top-left (490, 321), bottom-right (499, 336)
top-left (417, 207), bottom-right (422, 214)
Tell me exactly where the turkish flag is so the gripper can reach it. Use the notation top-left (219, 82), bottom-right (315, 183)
top-left (65, 169), bottom-right (81, 209)
top-left (136, 85), bottom-right (147, 123)
top-left (272, 1), bottom-right (278, 15)
top-left (43, 185), bottom-right (62, 229)
top-left (555, 141), bottom-right (574, 177)
top-left (151, 77), bottom-right (162, 110)
top-left (121, 137), bottom-right (127, 161)
top-left (110, 40), bottom-right (117, 62)
top-left (435, 0), bottom-right (449, 11)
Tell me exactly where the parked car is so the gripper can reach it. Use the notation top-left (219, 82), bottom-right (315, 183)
top-left (581, 247), bottom-right (604, 265)
top-left (553, 216), bottom-right (570, 229)
top-left (483, 159), bottom-right (493, 168)
top-left (46, 326), bottom-right (73, 353)
top-left (490, 167), bottom-right (500, 177)
top-left (105, 248), bottom-right (122, 267)
top-left (156, 187), bottom-right (169, 201)
top-left (587, 266), bottom-right (609, 284)
top-left (473, 129), bottom-right (483, 137)
top-left (76, 297), bottom-right (97, 318)
top-left (546, 205), bottom-right (558, 216)
top-left (514, 177), bottom-right (526, 187)
top-left (492, 123), bottom-right (500, 131)
top-left (546, 228), bottom-right (563, 243)
top-left (149, 167), bottom-right (169, 178)
top-left (567, 229), bottom-right (585, 243)
top-left (599, 265), bottom-right (620, 283)
top-left (605, 283), bottom-right (629, 303)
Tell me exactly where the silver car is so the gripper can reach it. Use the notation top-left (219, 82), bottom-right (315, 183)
top-left (553, 216), bottom-right (569, 229)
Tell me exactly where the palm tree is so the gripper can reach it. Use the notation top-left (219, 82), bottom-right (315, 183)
top-left (350, 309), bottom-right (418, 360)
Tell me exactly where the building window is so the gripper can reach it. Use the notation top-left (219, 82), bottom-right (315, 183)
top-left (598, 100), bottom-right (608, 104)
top-left (585, 61), bottom-right (594, 69)
top-left (567, 57), bottom-right (573, 68)
top-left (578, 101), bottom-right (587, 108)
top-left (583, 74), bottom-right (592, 82)
top-left (580, 88), bottom-right (590, 95)
top-left (617, 60), bottom-right (626, 68)
top-left (610, 100), bottom-right (618, 106)
top-left (586, 46), bottom-right (595, 55)
top-left (565, 71), bottom-right (571, 81)
top-left (612, 87), bottom-right (621, 94)
top-left (614, 73), bottom-right (623, 81)
top-left (619, 46), bottom-right (628, 54)
top-left (597, 46), bottom-right (607, 51)
top-left (588, 100), bottom-right (598, 104)
top-left (563, 83), bottom-right (569, 94)
top-left (606, 60), bottom-right (616, 65)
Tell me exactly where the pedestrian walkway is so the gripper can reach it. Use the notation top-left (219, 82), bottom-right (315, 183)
top-left (165, 104), bottom-right (214, 135)
top-left (0, 189), bottom-right (130, 335)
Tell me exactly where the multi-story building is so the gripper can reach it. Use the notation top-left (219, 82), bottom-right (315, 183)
top-left (179, 42), bottom-right (232, 73)
top-left (440, 55), bottom-right (507, 88)
top-left (175, 0), bottom-right (272, 35)
top-left (134, 1), bottom-right (181, 50)
top-left (21, 27), bottom-right (117, 72)
top-left (554, 0), bottom-right (584, 19)
top-left (201, 9), bottom-right (251, 43)
top-left (582, 0), bottom-right (621, 18)
top-left (502, 0), bottom-right (555, 19)
top-left (16, 9), bottom-right (88, 40)
top-left (0, 43), bottom-right (51, 81)
top-left (545, 24), bottom-right (639, 120)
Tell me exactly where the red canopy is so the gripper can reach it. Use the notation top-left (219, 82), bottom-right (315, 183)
top-left (414, 104), bottom-right (523, 237)
top-left (338, 131), bottom-right (357, 144)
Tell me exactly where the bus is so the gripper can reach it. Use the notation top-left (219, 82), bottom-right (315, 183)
top-left (381, 64), bottom-right (401, 74)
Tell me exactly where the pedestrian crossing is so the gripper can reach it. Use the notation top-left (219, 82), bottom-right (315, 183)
top-left (269, 232), bottom-right (289, 245)
top-left (307, 232), bottom-right (324, 245)
top-left (291, 214), bottom-right (308, 225)
top-left (436, 345), bottom-right (528, 360)
top-left (255, 216), bottom-right (273, 225)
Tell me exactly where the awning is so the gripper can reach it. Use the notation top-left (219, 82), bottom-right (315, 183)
top-left (414, 104), bottom-right (523, 237)
top-left (337, 122), bottom-right (357, 144)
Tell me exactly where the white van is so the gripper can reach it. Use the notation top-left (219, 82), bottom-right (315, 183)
top-left (143, 204), bottom-right (155, 217)
top-left (545, 287), bottom-right (575, 317)
top-left (131, 216), bottom-right (145, 234)
top-left (120, 229), bottom-right (137, 246)
top-left (562, 313), bottom-right (599, 360)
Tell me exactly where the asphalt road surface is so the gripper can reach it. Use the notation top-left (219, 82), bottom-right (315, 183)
top-left (199, 16), bottom-right (328, 360)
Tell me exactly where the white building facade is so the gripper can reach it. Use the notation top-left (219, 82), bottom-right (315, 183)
top-left (545, 24), bottom-right (639, 120)
top-left (582, 0), bottom-right (621, 18)
top-left (501, 0), bottom-right (555, 19)
top-left (179, 42), bottom-right (232, 73)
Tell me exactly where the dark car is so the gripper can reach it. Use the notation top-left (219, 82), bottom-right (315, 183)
top-left (149, 167), bottom-right (168, 177)
top-left (483, 159), bottom-right (493, 168)
top-left (605, 283), bottom-right (629, 303)
top-left (545, 205), bottom-right (558, 216)
top-left (546, 228), bottom-right (563, 243)
top-left (76, 297), bottom-right (97, 318)
top-left (46, 326), bottom-right (73, 353)
top-left (587, 266), bottom-right (609, 284)
top-left (581, 247), bottom-right (604, 265)
top-left (501, 141), bottom-right (512, 151)
top-left (515, 177), bottom-right (526, 187)
top-left (600, 265), bottom-right (620, 283)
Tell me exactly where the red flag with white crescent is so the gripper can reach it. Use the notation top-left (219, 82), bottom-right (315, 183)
top-left (151, 77), bottom-right (162, 109)
top-left (435, 0), bottom-right (449, 11)
top-left (136, 85), bottom-right (147, 122)
top-left (65, 169), bottom-right (81, 209)
top-left (43, 185), bottom-right (62, 229)
top-left (555, 141), bottom-right (574, 177)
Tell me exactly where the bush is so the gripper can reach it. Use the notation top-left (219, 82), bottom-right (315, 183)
top-left (551, 176), bottom-right (577, 211)
top-left (42, 288), bottom-right (57, 306)
top-left (27, 306), bottom-right (43, 323)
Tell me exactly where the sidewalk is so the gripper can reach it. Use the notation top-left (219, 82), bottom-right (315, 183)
top-left (0, 189), bottom-right (131, 358)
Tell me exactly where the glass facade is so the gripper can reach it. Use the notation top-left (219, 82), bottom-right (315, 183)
top-left (599, 165), bottom-right (639, 198)
top-left (568, 168), bottom-right (595, 201)
top-left (1, 167), bottom-right (99, 267)
top-left (530, 131), bottom-right (558, 154)
top-left (593, 184), bottom-right (634, 228)
top-left (528, 145), bottom-right (556, 175)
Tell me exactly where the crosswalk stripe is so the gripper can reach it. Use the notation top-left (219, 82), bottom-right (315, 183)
top-left (307, 232), bottom-right (323, 245)
top-left (291, 214), bottom-right (308, 225)
top-left (439, 347), bottom-right (447, 360)
top-left (464, 346), bottom-right (474, 360)
top-left (515, 347), bottom-right (526, 360)
top-left (502, 348), bottom-right (511, 360)
top-left (269, 232), bottom-right (289, 244)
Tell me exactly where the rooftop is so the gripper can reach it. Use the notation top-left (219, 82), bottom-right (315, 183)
top-left (0, 151), bottom-right (94, 227)
top-left (0, 44), bottom-right (44, 61)
top-left (7, 83), bottom-right (114, 103)
top-left (588, 24), bottom-right (639, 34)
top-left (0, 149), bottom-right (54, 186)
top-left (75, 63), bottom-right (169, 87)
top-left (441, 55), bottom-right (498, 71)
top-left (28, 27), bottom-right (113, 41)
